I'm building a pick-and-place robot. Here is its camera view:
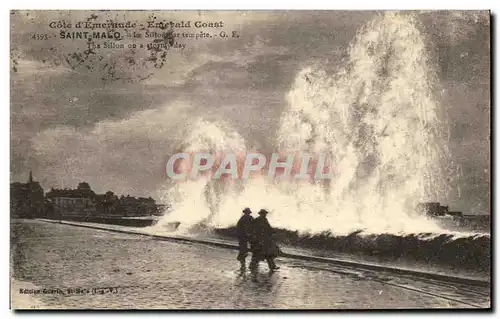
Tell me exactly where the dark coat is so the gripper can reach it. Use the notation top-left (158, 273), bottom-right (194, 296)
top-left (236, 214), bottom-right (254, 260)
top-left (236, 214), bottom-right (254, 242)
top-left (251, 215), bottom-right (279, 258)
top-left (253, 216), bottom-right (273, 242)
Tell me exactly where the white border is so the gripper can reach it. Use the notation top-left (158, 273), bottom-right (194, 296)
top-left (2, 1), bottom-right (498, 9)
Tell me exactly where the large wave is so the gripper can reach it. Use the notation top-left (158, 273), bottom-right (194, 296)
top-left (153, 12), bottom-right (465, 237)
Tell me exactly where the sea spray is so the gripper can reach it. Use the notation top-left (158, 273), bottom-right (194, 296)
top-left (155, 119), bottom-right (247, 233)
top-left (153, 12), bottom-right (458, 236)
top-left (277, 11), bottom-right (449, 234)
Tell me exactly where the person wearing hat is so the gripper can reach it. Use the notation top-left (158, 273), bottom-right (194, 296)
top-left (249, 209), bottom-right (280, 271)
top-left (236, 207), bottom-right (254, 270)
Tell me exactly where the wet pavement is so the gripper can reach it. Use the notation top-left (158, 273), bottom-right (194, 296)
top-left (10, 219), bottom-right (490, 309)
top-left (48, 219), bottom-right (491, 281)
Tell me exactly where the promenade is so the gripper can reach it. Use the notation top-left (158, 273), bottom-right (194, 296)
top-left (10, 220), bottom-right (490, 309)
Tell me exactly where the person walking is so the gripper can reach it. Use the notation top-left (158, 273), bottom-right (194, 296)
top-left (249, 209), bottom-right (280, 271)
top-left (236, 207), bottom-right (254, 270)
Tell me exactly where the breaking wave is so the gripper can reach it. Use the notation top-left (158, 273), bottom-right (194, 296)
top-left (152, 12), bottom-right (480, 245)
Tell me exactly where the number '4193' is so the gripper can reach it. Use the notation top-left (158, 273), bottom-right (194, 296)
top-left (31, 33), bottom-right (48, 40)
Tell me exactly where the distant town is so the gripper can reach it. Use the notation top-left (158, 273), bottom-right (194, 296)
top-left (10, 171), bottom-right (167, 226)
top-left (10, 171), bottom-right (489, 232)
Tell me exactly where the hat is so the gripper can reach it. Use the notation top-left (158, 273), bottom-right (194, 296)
top-left (258, 209), bottom-right (269, 215)
top-left (242, 207), bottom-right (252, 214)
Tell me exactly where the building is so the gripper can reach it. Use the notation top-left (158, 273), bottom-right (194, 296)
top-left (416, 202), bottom-right (449, 217)
top-left (94, 191), bottom-right (119, 216)
top-left (10, 171), bottom-right (45, 218)
top-left (116, 195), bottom-right (157, 217)
top-left (11, 171), bottom-right (167, 220)
top-left (45, 182), bottom-right (97, 217)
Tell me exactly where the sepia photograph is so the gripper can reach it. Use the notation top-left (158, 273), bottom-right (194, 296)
top-left (9, 9), bottom-right (491, 310)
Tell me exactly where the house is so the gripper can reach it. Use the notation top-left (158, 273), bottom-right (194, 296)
top-left (116, 195), bottom-right (157, 217)
top-left (10, 171), bottom-right (44, 218)
top-left (45, 182), bottom-right (97, 217)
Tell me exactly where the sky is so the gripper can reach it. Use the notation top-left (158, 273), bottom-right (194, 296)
top-left (10, 10), bottom-right (490, 213)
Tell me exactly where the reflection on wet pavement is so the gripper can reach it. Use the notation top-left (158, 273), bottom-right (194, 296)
top-left (11, 220), bottom-right (490, 309)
